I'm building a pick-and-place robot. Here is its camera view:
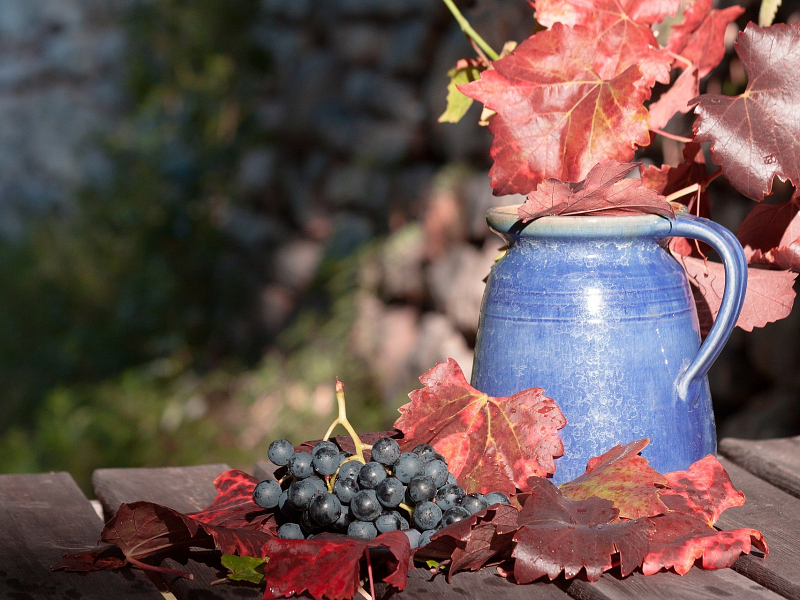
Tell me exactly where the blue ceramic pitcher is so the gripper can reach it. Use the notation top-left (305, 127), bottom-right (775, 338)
top-left (471, 206), bottom-right (748, 484)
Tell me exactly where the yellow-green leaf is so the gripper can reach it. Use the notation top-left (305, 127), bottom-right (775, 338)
top-left (438, 65), bottom-right (482, 124)
top-left (221, 554), bottom-right (266, 584)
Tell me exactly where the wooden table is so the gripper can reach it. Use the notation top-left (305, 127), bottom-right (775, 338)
top-left (2, 436), bottom-right (799, 600)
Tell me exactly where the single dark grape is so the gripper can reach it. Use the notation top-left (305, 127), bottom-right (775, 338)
top-left (278, 523), bottom-right (304, 539)
top-left (403, 528), bottom-right (422, 549)
top-left (348, 520), bottom-right (377, 540)
top-left (460, 493), bottom-right (489, 515)
top-left (370, 437), bottom-right (401, 466)
top-left (338, 460), bottom-right (363, 481)
top-left (350, 489), bottom-right (382, 521)
top-left (357, 461), bottom-right (387, 490)
top-left (412, 444), bottom-right (436, 461)
top-left (485, 492), bottom-right (511, 505)
top-left (375, 477), bottom-right (405, 508)
top-left (309, 492), bottom-right (342, 526)
top-left (288, 452), bottom-right (314, 479)
top-left (334, 477), bottom-right (359, 504)
top-left (287, 478), bottom-right (319, 510)
top-left (431, 453), bottom-right (447, 465)
top-left (423, 459), bottom-right (448, 488)
top-left (253, 479), bottom-right (282, 509)
top-left (375, 512), bottom-right (403, 533)
top-left (279, 490), bottom-right (300, 519)
top-left (407, 475), bottom-right (436, 504)
top-left (268, 439), bottom-right (295, 466)
top-left (312, 446), bottom-right (340, 476)
top-left (307, 476), bottom-right (327, 495)
top-left (301, 509), bottom-right (320, 533)
top-left (435, 484), bottom-right (466, 511)
top-left (441, 506), bottom-right (471, 527)
top-left (312, 440), bottom-right (338, 456)
top-left (334, 506), bottom-right (354, 531)
top-left (419, 528), bottom-right (436, 547)
top-left (394, 452), bottom-right (425, 484)
top-left (413, 501), bottom-right (442, 530)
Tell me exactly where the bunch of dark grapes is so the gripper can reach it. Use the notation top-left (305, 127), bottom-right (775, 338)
top-left (253, 437), bottom-right (511, 548)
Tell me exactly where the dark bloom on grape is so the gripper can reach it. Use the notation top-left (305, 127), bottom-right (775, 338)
top-left (485, 491), bottom-right (511, 506)
top-left (435, 484), bottom-right (466, 511)
top-left (441, 506), bottom-right (470, 527)
top-left (268, 439), bottom-right (295, 466)
top-left (407, 475), bottom-right (436, 504)
top-left (253, 479), bottom-right (281, 509)
top-left (413, 501), bottom-right (442, 530)
top-left (288, 452), bottom-right (314, 479)
top-left (358, 461), bottom-right (388, 490)
top-left (334, 477), bottom-right (359, 505)
top-left (351, 489), bottom-right (382, 522)
top-left (394, 452), bottom-right (425, 483)
top-left (277, 523), bottom-right (304, 539)
top-left (371, 437), bottom-right (401, 466)
top-left (460, 493), bottom-right (488, 515)
top-left (375, 477), bottom-right (405, 508)
top-left (309, 492), bottom-right (342, 526)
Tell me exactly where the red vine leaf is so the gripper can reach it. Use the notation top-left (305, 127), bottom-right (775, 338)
top-left (101, 502), bottom-right (207, 561)
top-left (52, 545), bottom-right (128, 572)
top-left (415, 504), bottom-right (520, 579)
top-left (258, 531), bottom-right (411, 600)
top-left (677, 254), bottom-right (797, 334)
top-left (666, 0), bottom-right (745, 78)
top-left (518, 161), bottom-right (675, 222)
top-left (648, 67), bottom-right (700, 131)
top-left (394, 358), bottom-right (566, 496)
top-left (642, 513), bottom-right (767, 575)
top-left (458, 23), bottom-right (651, 196)
top-left (692, 22), bottom-right (800, 201)
top-left (511, 478), bottom-right (654, 582)
top-left (659, 455), bottom-right (745, 526)
top-left (559, 439), bottom-right (669, 520)
top-left (738, 199), bottom-right (800, 271)
top-left (533, 0), bottom-right (676, 88)
top-left (189, 469), bottom-right (276, 532)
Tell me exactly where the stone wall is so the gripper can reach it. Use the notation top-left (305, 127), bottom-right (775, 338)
top-left (0, 0), bottom-right (129, 238)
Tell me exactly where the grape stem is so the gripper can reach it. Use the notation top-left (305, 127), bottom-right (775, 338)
top-left (323, 380), bottom-right (371, 463)
top-left (398, 502), bottom-right (415, 519)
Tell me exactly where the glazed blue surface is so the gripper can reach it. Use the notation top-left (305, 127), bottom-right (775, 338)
top-left (471, 207), bottom-right (747, 484)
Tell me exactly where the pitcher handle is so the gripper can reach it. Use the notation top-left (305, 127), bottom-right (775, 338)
top-left (660, 213), bottom-right (748, 402)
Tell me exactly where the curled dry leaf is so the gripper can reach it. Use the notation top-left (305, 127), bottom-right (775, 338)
top-left (458, 23), bottom-right (651, 196)
top-left (692, 22), bottom-right (800, 201)
top-left (559, 439), bottom-right (670, 520)
top-left (415, 504), bottom-right (520, 580)
top-left (394, 358), bottom-right (566, 496)
top-left (659, 455), bottom-right (745, 526)
top-left (642, 513), bottom-right (768, 576)
top-left (677, 254), bottom-right (797, 334)
top-left (518, 161), bottom-right (675, 222)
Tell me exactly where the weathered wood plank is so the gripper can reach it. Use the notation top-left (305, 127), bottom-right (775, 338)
top-left (566, 567), bottom-right (783, 600)
top-left (717, 457), bottom-right (800, 599)
top-left (93, 463), bottom-right (229, 516)
top-left (93, 464), bottom-right (262, 600)
top-left (0, 472), bottom-right (162, 599)
top-left (379, 567), bottom-right (571, 599)
top-left (719, 436), bottom-right (800, 499)
top-left (253, 459), bottom-right (279, 482)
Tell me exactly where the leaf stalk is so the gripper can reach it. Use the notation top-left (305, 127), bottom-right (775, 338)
top-left (442, 0), bottom-right (500, 61)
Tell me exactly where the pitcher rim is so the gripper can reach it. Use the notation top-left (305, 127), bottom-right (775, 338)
top-left (487, 204), bottom-right (675, 238)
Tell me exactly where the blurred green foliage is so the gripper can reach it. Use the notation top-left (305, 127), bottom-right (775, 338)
top-left (0, 0), bottom-right (390, 491)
